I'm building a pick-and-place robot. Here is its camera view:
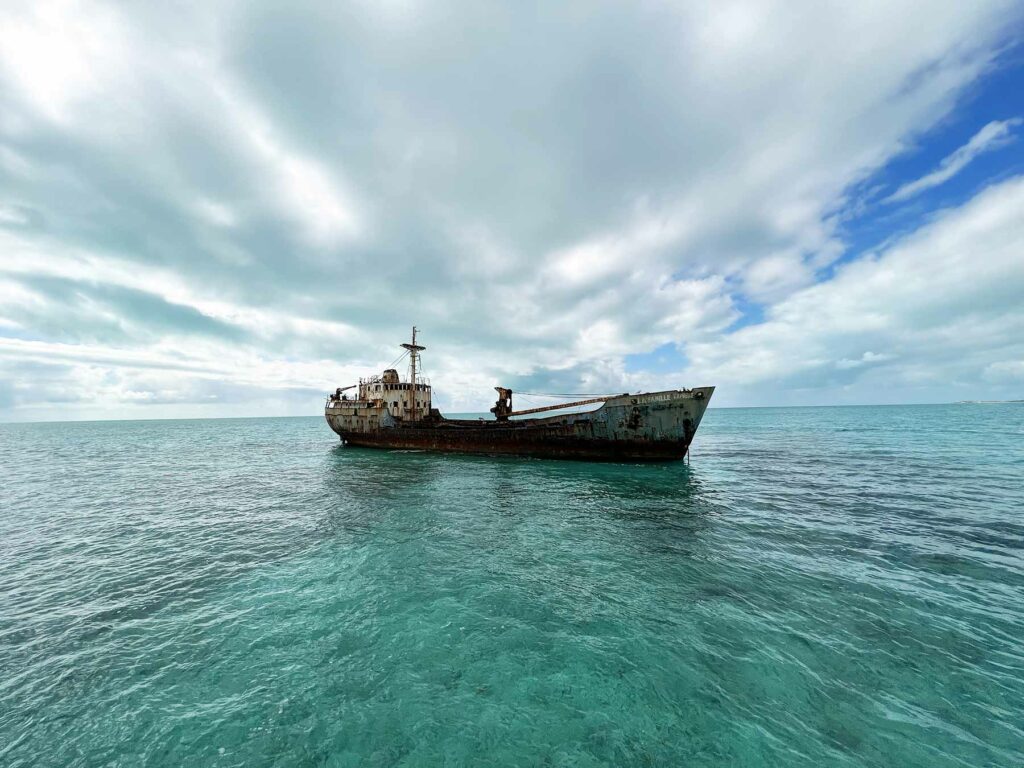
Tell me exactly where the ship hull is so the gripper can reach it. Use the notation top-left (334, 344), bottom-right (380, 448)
top-left (326, 387), bottom-right (714, 462)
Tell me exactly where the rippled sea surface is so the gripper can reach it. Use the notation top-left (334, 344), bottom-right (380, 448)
top-left (2, 405), bottom-right (1023, 767)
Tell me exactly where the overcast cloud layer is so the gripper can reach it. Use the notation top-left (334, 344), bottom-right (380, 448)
top-left (1, 0), bottom-right (1023, 420)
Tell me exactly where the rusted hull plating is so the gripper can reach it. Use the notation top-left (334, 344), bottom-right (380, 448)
top-left (325, 388), bottom-right (714, 462)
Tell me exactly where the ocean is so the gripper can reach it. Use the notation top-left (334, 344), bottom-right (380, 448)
top-left (1, 404), bottom-right (1022, 767)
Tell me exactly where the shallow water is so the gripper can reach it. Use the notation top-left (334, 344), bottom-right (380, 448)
top-left (1, 404), bottom-right (1022, 767)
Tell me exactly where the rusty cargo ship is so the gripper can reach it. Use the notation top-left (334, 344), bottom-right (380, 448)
top-left (325, 329), bottom-right (714, 461)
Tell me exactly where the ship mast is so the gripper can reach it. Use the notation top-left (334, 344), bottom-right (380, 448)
top-left (401, 326), bottom-right (426, 421)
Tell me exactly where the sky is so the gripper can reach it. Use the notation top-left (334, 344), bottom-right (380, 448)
top-left (1, 0), bottom-right (1023, 421)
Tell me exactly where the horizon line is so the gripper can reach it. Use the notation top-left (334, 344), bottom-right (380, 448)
top-left (3, 400), bottom-right (1021, 426)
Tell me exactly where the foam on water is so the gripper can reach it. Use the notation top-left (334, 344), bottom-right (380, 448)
top-left (1, 405), bottom-right (1022, 766)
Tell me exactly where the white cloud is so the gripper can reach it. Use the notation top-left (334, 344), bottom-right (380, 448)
top-left (884, 118), bottom-right (1023, 203)
top-left (229, 93), bottom-right (362, 245)
top-left (0, 0), bottom-right (1022, 418)
top-left (835, 352), bottom-right (895, 370)
top-left (682, 176), bottom-right (1024, 404)
top-left (983, 360), bottom-right (1024, 383)
top-left (194, 198), bottom-right (237, 228)
top-left (0, 0), bottom-right (129, 123)
top-left (0, 204), bottom-right (29, 226)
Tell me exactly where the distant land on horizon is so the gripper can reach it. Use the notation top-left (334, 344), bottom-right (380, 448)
top-left (956, 399), bottom-right (1024, 404)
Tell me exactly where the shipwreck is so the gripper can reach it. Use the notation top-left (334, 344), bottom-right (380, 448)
top-left (325, 328), bottom-right (714, 461)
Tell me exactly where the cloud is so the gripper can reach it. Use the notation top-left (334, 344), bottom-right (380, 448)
top-left (0, 1), bottom-right (129, 123)
top-left (680, 176), bottom-right (1024, 404)
top-left (983, 360), bottom-right (1024, 383)
top-left (884, 118), bottom-right (1023, 203)
top-left (835, 351), bottom-right (895, 370)
top-left (0, 0), bottom-right (1022, 419)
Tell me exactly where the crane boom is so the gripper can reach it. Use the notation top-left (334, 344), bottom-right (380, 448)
top-left (507, 396), bottom-right (619, 418)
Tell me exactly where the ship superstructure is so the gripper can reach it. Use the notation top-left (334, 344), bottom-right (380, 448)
top-left (326, 328), bottom-right (714, 461)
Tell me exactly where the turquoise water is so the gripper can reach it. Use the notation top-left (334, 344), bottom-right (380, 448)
top-left (1, 405), bottom-right (1022, 767)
